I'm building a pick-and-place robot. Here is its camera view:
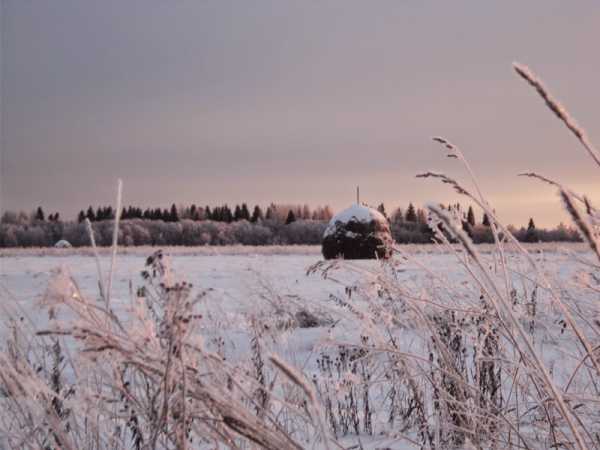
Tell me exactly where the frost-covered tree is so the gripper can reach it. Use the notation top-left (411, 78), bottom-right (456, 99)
top-left (1, 211), bottom-right (18, 224)
top-left (391, 207), bottom-right (404, 225)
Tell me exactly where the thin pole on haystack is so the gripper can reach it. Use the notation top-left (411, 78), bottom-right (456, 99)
top-left (356, 186), bottom-right (360, 204)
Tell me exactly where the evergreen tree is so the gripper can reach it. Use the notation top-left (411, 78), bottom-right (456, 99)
top-left (405, 203), bottom-right (417, 222)
top-left (525, 218), bottom-right (538, 243)
top-left (391, 207), bottom-right (404, 225)
top-left (301, 204), bottom-right (311, 220)
top-left (190, 204), bottom-right (198, 220)
top-left (467, 206), bottom-right (476, 227)
top-left (77, 210), bottom-right (86, 223)
top-left (482, 213), bottom-right (491, 227)
top-left (234, 205), bottom-right (242, 221)
top-left (205, 206), bottom-right (212, 221)
top-left (377, 203), bottom-right (388, 219)
top-left (223, 205), bottom-right (233, 223)
top-left (53, 212), bottom-right (60, 222)
top-left (285, 209), bottom-right (296, 225)
top-left (86, 206), bottom-right (96, 222)
top-left (170, 204), bottom-right (179, 222)
top-left (35, 206), bottom-right (45, 221)
top-left (240, 203), bottom-right (250, 221)
top-left (251, 205), bottom-right (263, 223)
top-left (265, 205), bottom-right (275, 221)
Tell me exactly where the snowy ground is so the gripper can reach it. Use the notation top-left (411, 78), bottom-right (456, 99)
top-left (1, 244), bottom-right (584, 316)
top-left (0, 244), bottom-right (586, 364)
top-left (0, 243), bottom-right (596, 448)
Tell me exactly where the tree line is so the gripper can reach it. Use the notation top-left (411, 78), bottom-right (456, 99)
top-left (0, 202), bottom-right (582, 248)
top-left (75, 203), bottom-right (334, 224)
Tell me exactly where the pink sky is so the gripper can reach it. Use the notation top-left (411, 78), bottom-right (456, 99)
top-left (2, 1), bottom-right (599, 227)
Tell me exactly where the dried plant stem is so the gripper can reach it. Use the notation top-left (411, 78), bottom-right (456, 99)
top-left (85, 217), bottom-right (106, 302)
top-left (513, 62), bottom-right (600, 168)
top-left (106, 179), bottom-right (122, 308)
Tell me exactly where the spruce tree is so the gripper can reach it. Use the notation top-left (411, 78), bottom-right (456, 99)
top-left (482, 213), bottom-right (491, 227)
top-left (251, 205), bottom-right (263, 223)
top-left (35, 206), bottom-right (45, 221)
top-left (525, 218), bottom-right (538, 243)
top-left (234, 205), bottom-right (242, 221)
top-left (467, 206), bottom-right (475, 227)
top-left (285, 209), bottom-right (296, 225)
top-left (241, 203), bottom-right (250, 221)
top-left (170, 204), bottom-right (179, 222)
top-left (205, 206), bottom-right (212, 221)
top-left (405, 203), bottom-right (417, 222)
top-left (77, 210), bottom-right (86, 223)
top-left (223, 205), bottom-right (233, 223)
top-left (265, 205), bottom-right (274, 221)
top-left (86, 206), bottom-right (96, 222)
top-left (377, 203), bottom-right (388, 219)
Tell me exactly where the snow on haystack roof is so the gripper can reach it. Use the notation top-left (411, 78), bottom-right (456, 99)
top-left (324, 203), bottom-right (387, 237)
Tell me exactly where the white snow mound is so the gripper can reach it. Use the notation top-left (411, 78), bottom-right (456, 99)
top-left (324, 203), bottom-right (387, 237)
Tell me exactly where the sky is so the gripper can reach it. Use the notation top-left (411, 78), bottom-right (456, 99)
top-left (1, 1), bottom-right (599, 227)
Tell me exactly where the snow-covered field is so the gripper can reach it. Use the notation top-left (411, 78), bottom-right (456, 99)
top-left (0, 244), bottom-right (584, 329)
top-left (1, 243), bottom-right (598, 449)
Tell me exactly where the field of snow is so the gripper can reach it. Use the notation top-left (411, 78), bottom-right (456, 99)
top-left (1, 243), bottom-right (598, 449)
top-left (1, 244), bottom-right (585, 319)
top-left (0, 244), bottom-right (587, 368)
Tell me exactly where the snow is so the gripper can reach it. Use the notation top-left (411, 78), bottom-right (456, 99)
top-left (54, 239), bottom-right (72, 248)
top-left (0, 244), bottom-right (595, 448)
top-left (324, 203), bottom-right (388, 237)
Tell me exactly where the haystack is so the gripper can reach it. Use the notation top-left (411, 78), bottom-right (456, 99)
top-left (322, 203), bottom-right (393, 259)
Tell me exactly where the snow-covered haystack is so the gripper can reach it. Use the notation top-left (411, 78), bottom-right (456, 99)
top-left (54, 239), bottom-right (72, 248)
top-left (322, 203), bottom-right (393, 260)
